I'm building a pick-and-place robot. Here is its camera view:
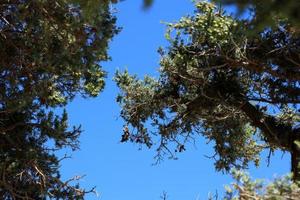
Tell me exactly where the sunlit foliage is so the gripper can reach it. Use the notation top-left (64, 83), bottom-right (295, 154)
top-left (223, 169), bottom-right (300, 200)
top-left (116, 1), bottom-right (300, 180)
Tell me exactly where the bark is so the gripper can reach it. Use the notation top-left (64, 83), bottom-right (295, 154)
top-left (291, 145), bottom-right (300, 182)
top-left (291, 127), bottom-right (300, 183)
top-left (238, 101), bottom-right (291, 149)
top-left (190, 90), bottom-right (300, 182)
top-left (238, 101), bottom-right (300, 183)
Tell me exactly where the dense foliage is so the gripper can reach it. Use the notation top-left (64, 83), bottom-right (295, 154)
top-left (115, 0), bottom-right (300, 182)
top-left (216, 0), bottom-right (300, 30)
top-left (0, 0), bottom-right (117, 199)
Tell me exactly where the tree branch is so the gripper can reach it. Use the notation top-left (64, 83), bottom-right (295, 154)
top-left (238, 101), bottom-right (291, 149)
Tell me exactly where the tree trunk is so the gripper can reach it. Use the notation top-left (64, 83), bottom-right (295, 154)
top-left (291, 140), bottom-right (300, 183)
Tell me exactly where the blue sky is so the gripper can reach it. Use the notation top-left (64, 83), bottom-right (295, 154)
top-left (60, 1), bottom-right (290, 199)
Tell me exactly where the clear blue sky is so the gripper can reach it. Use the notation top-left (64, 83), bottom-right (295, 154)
top-left (60, 1), bottom-right (290, 199)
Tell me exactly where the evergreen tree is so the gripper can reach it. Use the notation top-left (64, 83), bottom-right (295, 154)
top-left (115, 1), bottom-right (300, 184)
top-left (0, 0), bottom-right (118, 199)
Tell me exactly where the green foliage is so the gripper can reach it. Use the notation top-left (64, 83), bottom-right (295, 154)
top-left (224, 169), bottom-right (300, 199)
top-left (147, 0), bottom-right (300, 29)
top-left (115, 0), bottom-right (300, 177)
top-left (215, 0), bottom-right (300, 31)
top-left (0, 0), bottom-right (118, 199)
top-left (164, 2), bottom-right (237, 45)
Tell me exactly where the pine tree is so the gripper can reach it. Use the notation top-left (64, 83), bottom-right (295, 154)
top-left (0, 0), bottom-right (118, 198)
top-left (115, 1), bottom-right (300, 183)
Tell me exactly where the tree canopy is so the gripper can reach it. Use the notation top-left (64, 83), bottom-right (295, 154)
top-left (1, 0), bottom-right (300, 199)
top-left (0, 0), bottom-right (118, 199)
top-left (216, 0), bottom-right (300, 30)
top-left (115, 0), bottom-right (300, 183)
